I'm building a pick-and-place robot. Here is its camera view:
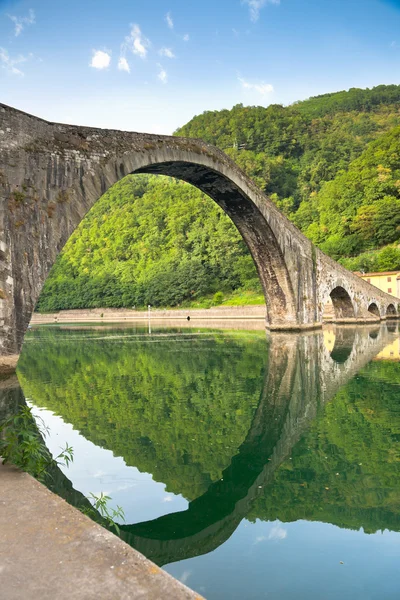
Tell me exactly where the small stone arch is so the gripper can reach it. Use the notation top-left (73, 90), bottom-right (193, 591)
top-left (328, 287), bottom-right (355, 320)
top-left (387, 303), bottom-right (397, 317)
top-left (367, 302), bottom-right (380, 318)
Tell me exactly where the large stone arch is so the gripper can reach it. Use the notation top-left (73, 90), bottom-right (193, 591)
top-left (0, 105), bottom-right (318, 355)
top-left (11, 148), bottom-right (302, 345)
top-left (132, 158), bottom-right (298, 329)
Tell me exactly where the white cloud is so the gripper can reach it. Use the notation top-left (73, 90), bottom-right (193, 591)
top-left (162, 495), bottom-right (173, 502)
top-left (179, 571), bottom-right (192, 584)
top-left (253, 535), bottom-right (267, 544)
top-left (239, 77), bottom-right (274, 95)
top-left (0, 47), bottom-right (28, 75)
top-left (268, 525), bottom-right (287, 540)
top-left (118, 56), bottom-right (130, 73)
top-left (8, 9), bottom-right (35, 37)
top-left (183, 34), bottom-right (190, 42)
top-left (159, 47), bottom-right (175, 58)
top-left (166, 12), bottom-right (174, 29)
top-left (157, 64), bottom-right (168, 84)
top-left (93, 470), bottom-right (107, 478)
top-left (242, 0), bottom-right (280, 22)
top-left (90, 50), bottom-right (111, 70)
top-left (122, 24), bottom-right (150, 59)
top-left (391, 41), bottom-right (398, 49)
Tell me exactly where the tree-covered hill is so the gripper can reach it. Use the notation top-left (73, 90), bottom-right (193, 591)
top-left (293, 84), bottom-right (400, 118)
top-left (36, 175), bottom-right (261, 312)
top-left (293, 125), bottom-right (400, 265)
top-left (37, 84), bottom-right (400, 312)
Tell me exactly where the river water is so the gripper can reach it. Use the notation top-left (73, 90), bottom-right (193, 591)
top-left (6, 322), bottom-right (400, 599)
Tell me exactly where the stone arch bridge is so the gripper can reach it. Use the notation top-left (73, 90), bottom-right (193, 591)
top-left (0, 104), bottom-right (398, 355)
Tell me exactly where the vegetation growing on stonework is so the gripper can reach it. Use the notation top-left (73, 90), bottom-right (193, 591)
top-left (37, 85), bottom-right (400, 312)
top-left (0, 404), bottom-right (73, 482)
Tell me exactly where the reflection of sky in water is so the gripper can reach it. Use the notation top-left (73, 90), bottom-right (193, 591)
top-left (167, 520), bottom-right (400, 600)
top-left (29, 404), bottom-right (188, 523)
top-left (29, 389), bottom-right (400, 600)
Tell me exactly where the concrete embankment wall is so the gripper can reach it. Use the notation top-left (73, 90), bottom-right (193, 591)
top-left (31, 304), bottom-right (267, 324)
top-left (0, 461), bottom-right (203, 600)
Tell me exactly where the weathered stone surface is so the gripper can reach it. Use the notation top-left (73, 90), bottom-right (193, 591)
top-left (0, 355), bottom-right (18, 374)
top-left (0, 103), bottom-right (398, 355)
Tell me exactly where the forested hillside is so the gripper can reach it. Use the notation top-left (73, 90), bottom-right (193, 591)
top-left (37, 85), bottom-right (400, 312)
top-left (36, 176), bottom-right (260, 311)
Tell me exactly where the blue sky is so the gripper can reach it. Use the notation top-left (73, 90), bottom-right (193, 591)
top-left (1, 0), bottom-right (400, 134)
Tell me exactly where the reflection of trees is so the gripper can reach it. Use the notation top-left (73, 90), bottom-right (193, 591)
top-left (249, 368), bottom-right (400, 534)
top-left (15, 326), bottom-right (400, 566)
top-left (17, 328), bottom-right (267, 500)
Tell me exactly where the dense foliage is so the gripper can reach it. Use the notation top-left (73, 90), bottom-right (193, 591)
top-left (295, 126), bottom-right (400, 265)
top-left (36, 176), bottom-right (261, 312)
top-left (38, 85), bottom-right (400, 311)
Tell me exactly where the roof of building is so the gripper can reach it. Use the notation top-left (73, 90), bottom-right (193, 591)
top-left (354, 271), bottom-right (400, 278)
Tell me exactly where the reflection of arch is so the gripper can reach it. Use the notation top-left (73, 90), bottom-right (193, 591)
top-left (368, 303), bottom-right (380, 318)
top-left (117, 328), bottom-right (394, 566)
top-left (329, 287), bottom-right (355, 320)
top-left (119, 337), bottom-right (299, 565)
top-left (9, 326), bottom-right (396, 569)
top-left (329, 328), bottom-right (356, 363)
top-left (387, 304), bottom-right (397, 317)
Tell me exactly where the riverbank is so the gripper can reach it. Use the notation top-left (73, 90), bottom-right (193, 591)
top-left (0, 460), bottom-right (203, 600)
top-left (31, 304), bottom-right (267, 324)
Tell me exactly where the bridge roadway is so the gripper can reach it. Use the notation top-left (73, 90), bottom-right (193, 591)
top-left (0, 104), bottom-right (399, 357)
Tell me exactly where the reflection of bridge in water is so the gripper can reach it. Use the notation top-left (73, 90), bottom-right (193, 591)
top-left (1, 325), bottom-right (397, 567)
top-left (118, 324), bottom-right (398, 566)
